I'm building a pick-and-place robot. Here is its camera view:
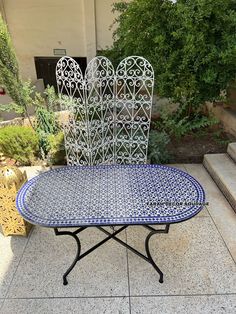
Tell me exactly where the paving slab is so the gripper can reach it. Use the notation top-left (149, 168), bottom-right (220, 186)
top-left (1, 297), bottom-right (129, 314)
top-left (227, 142), bottom-right (236, 163)
top-left (0, 232), bottom-right (30, 298)
top-left (185, 164), bottom-right (236, 262)
top-left (7, 226), bottom-right (129, 298)
top-left (19, 166), bottom-right (67, 180)
top-left (127, 219), bottom-right (236, 296)
top-left (19, 166), bottom-right (50, 180)
top-left (130, 295), bottom-right (236, 314)
top-left (203, 153), bottom-right (236, 212)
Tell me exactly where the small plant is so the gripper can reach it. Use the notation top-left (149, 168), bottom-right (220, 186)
top-left (35, 106), bottom-right (59, 158)
top-left (0, 126), bottom-right (39, 165)
top-left (44, 85), bottom-right (60, 111)
top-left (212, 129), bottom-right (232, 146)
top-left (35, 105), bottom-right (59, 135)
top-left (47, 132), bottom-right (66, 165)
top-left (148, 130), bottom-right (171, 164)
top-left (156, 106), bottom-right (219, 139)
top-left (33, 85), bottom-right (60, 159)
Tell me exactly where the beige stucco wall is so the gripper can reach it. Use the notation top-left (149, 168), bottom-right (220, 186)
top-left (83, 0), bottom-right (96, 62)
top-left (95, 0), bottom-right (118, 50)
top-left (3, 0), bottom-right (86, 81)
top-left (0, 0), bottom-right (124, 82)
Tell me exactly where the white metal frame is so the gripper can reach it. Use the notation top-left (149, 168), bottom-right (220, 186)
top-left (56, 56), bottom-right (154, 166)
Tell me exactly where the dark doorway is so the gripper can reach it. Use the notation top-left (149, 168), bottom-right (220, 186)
top-left (34, 56), bottom-right (87, 91)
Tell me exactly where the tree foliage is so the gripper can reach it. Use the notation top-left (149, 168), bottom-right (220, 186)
top-left (109, 0), bottom-right (236, 115)
top-left (0, 14), bottom-right (33, 121)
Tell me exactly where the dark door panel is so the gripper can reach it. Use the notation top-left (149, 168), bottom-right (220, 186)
top-left (34, 56), bottom-right (87, 91)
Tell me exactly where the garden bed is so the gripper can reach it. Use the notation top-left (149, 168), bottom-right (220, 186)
top-left (166, 125), bottom-right (236, 163)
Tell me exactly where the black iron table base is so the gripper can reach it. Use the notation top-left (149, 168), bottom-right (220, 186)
top-left (54, 224), bottom-right (170, 286)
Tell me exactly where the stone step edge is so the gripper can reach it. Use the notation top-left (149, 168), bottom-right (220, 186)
top-left (227, 143), bottom-right (236, 163)
top-left (203, 154), bottom-right (236, 213)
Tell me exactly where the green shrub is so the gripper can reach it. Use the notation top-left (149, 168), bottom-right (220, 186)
top-left (156, 107), bottom-right (219, 139)
top-left (47, 132), bottom-right (66, 165)
top-left (148, 130), bottom-right (171, 164)
top-left (33, 87), bottom-right (60, 158)
top-left (0, 125), bottom-right (39, 165)
top-left (109, 0), bottom-right (236, 118)
top-left (35, 105), bottom-right (59, 158)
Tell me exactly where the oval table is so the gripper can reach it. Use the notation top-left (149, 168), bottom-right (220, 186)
top-left (16, 164), bottom-right (205, 285)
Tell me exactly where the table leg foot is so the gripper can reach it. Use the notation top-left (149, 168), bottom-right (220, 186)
top-left (63, 277), bottom-right (68, 285)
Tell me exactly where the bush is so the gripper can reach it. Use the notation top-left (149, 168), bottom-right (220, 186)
top-left (156, 107), bottom-right (219, 139)
top-left (47, 132), bottom-right (66, 165)
top-left (0, 126), bottom-right (39, 165)
top-left (109, 0), bottom-right (236, 117)
top-left (148, 130), bottom-right (171, 164)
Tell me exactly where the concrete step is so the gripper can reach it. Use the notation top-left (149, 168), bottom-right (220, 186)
top-left (203, 153), bottom-right (236, 213)
top-left (227, 142), bottom-right (236, 163)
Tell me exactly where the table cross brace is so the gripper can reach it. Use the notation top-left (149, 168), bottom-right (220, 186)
top-left (54, 224), bottom-right (170, 285)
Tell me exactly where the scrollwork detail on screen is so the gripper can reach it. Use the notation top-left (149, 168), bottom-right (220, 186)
top-left (56, 56), bottom-right (154, 166)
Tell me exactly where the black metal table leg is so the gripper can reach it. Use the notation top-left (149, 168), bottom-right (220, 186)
top-left (54, 228), bottom-right (85, 285)
top-left (145, 230), bottom-right (163, 283)
top-left (144, 224), bottom-right (170, 283)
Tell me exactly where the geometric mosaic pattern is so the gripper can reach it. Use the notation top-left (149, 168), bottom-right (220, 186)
top-left (0, 182), bottom-right (32, 236)
top-left (16, 164), bottom-right (205, 227)
top-left (56, 56), bottom-right (154, 166)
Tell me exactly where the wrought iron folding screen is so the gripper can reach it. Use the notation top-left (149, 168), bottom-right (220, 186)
top-left (56, 56), bottom-right (154, 166)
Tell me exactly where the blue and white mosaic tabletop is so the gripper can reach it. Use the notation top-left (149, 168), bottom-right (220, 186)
top-left (16, 164), bottom-right (205, 227)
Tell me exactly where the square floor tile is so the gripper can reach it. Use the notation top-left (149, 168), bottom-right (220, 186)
top-left (127, 219), bottom-right (236, 295)
top-left (184, 164), bottom-right (236, 261)
top-left (130, 295), bottom-right (236, 314)
top-left (7, 226), bottom-right (129, 298)
top-left (0, 232), bottom-right (30, 298)
top-left (166, 164), bottom-right (186, 171)
top-left (1, 297), bottom-right (130, 314)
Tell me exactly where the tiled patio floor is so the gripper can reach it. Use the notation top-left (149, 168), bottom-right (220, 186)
top-left (0, 164), bottom-right (236, 314)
